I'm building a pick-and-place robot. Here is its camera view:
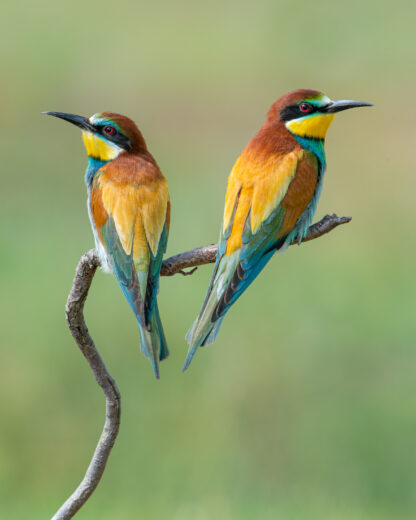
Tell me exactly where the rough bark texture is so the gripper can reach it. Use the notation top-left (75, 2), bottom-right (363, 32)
top-left (51, 250), bottom-right (120, 520)
top-left (51, 213), bottom-right (350, 519)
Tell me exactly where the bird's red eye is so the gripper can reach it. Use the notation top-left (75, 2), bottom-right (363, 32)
top-left (299, 102), bottom-right (312, 113)
top-left (104, 125), bottom-right (115, 135)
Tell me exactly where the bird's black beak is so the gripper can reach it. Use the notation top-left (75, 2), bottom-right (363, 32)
top-left (321, 100), bottom-right (373, 113)
top-left (43, 111), bottom-right (95, 132)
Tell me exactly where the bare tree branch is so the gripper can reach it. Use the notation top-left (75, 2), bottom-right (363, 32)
top-left (51, 212), bottom-right (350, 519)
top-left (51, 250), bottom-right (120, 520)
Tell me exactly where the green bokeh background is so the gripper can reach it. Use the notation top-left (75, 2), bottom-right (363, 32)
top-left (1, 1), bottom-right (415, 518)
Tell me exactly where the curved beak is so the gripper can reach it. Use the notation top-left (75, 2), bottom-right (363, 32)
top-left (43, 111), bottom-right (95, 132)
top-left (321, 99), bottom-right (373, 113)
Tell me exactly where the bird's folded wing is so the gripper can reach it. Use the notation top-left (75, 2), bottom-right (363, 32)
top-left (212, 148), bottom-right (318, 318)
top-left (221, 148), bottom-right (302, 258)
top-left (90, 169), bottom-right (170, 325)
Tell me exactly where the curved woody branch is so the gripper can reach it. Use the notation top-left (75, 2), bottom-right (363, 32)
top-left (51, 213), bottom-right (350, 519)
top-left (52, 250), bottom-right (119, 520)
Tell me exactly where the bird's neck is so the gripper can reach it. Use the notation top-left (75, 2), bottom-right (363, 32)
top-left (254, 122), bottom-right (327, 172)
top-left (82, 131), bottom-right (123, 162)
top-left (82, 131), bottom-right (127, 186)
top-left (82, 131), bottom-right (125, 185)
top-left (85, 157), bottom-right (109, 186)
top-left (284, 113), bottom-right (334, 171)
top-left (292, 135), bottom-right (327, 171)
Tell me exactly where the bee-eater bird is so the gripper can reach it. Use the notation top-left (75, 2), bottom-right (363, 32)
top-left (184, 89), bottom-right (371, 371)
top-left (45, 111), bottom-right (170, 378)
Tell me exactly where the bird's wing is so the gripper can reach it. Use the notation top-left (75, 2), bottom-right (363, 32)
top-left (211, 148), bottom-right (319, 319)
top-left (90, 163), bottom-right (170, 326)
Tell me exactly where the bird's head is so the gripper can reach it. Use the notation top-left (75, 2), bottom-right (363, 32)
top-left (44, 111), bottom-right (147, 161)
top-left (268, 89), bottom-right (372, 140)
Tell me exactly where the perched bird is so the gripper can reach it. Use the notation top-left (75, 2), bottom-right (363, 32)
top-left (184, 89), bottom-right (371, 371)
top-left (46, 111), bottom-right (170, 378)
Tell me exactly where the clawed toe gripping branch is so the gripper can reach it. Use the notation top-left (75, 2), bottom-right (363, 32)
top-left (51, 213), bottom-right (350, 520)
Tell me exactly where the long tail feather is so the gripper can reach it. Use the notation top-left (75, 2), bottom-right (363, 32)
top-left (138, 302), bottom-right (169, 379)
top-left (183, 317), bottom-right (223, 372)
top-left (154, 304), bottom-right (169, 361)
top-left (183, 243), bottom-right (282, 372)
top-left (183, 254), bottom-right (237, 372)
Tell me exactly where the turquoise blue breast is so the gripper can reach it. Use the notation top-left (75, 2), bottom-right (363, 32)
top-left (85, 157), bottom-right (108, 186)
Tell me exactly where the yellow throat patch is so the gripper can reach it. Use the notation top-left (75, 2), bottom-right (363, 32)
top-left (82, 131), bottom-right (121, 161)
top-left (286, 113), bottom-right (335, 140)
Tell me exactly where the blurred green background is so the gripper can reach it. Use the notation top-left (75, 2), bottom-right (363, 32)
top-left (1, 0), bottom-right (415, 518)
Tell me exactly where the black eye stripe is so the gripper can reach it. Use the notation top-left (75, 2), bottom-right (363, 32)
top-left (94, 123), bottom-right (132, 151)
top-left (280, 103), bottom-right (317, 121)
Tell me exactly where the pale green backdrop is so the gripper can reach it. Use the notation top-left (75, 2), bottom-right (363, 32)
top-left (1, 1), bottom-right (415, 518)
